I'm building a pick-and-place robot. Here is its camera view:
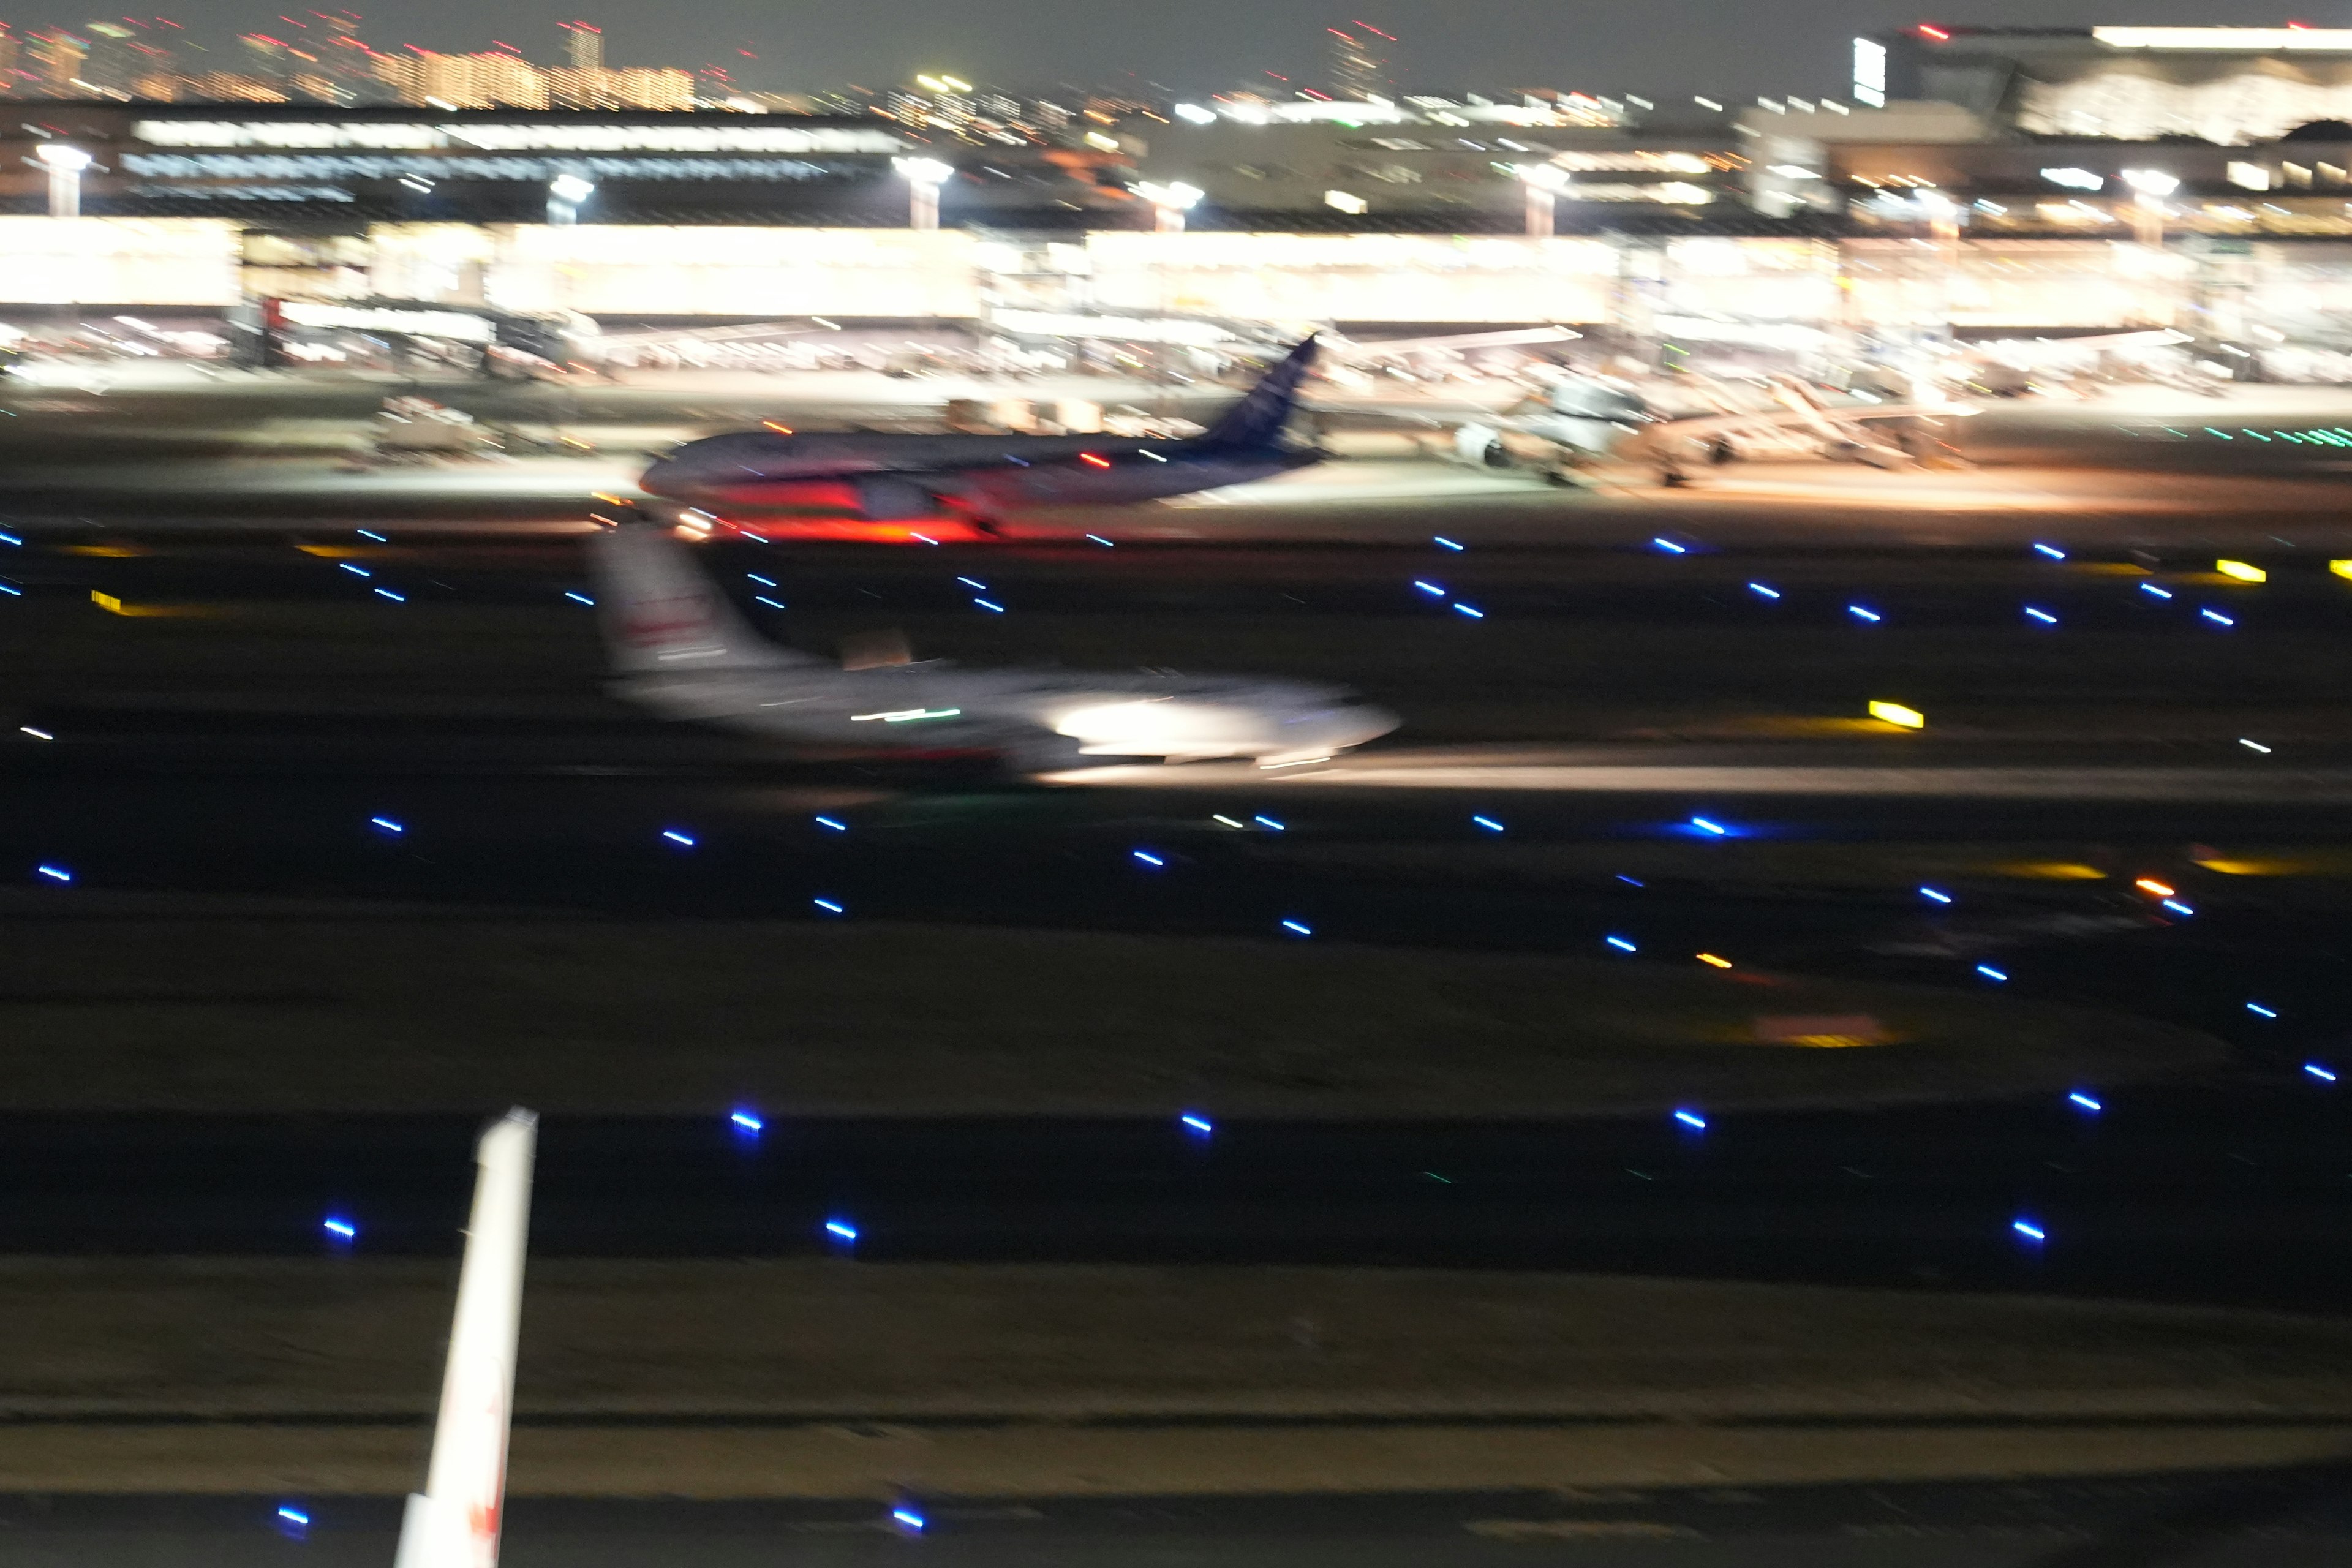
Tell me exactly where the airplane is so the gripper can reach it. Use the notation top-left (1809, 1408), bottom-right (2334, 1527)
top-left (1442, 372), bottom-right (1976, 485)
top-left (638, 337), bottom-right (1325, 528)
top-left (589, 519), bottom-right (1400, 771)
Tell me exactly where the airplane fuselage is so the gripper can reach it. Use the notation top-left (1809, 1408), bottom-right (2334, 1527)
top-left (617, 661), bottom-right (1396, 766)
top-left (642, 431), bottom-right (1319, 519)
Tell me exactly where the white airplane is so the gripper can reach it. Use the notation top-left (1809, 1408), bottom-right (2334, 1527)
top-left (638, 337), bottom-right (1325, 527)
top-left (589, 522), bottom-right (1400, 771)
top-left (394, 1108), bottom-right (537, 1568)
top-left (1446, 372), bottom-right (1975, 485)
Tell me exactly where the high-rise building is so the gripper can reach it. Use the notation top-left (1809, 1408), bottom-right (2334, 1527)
top-left (32, 29), bottom-right (88, 95)
top-left (377, 47), bottom-right (549, 108)
top-left (1327, 20), bottom-right (1395, 100)
top-left (82, 22), bottom-right (141, 96)
top-left (239, 32), bottom-right (295, 96)
top-left (311, 10), bottom-right (382, 105)
top-left (562, 21), bottom-right (602, 71)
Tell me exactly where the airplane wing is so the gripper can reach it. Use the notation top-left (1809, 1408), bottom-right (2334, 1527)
top-left (394, 1109), bottom-right (537, 1568)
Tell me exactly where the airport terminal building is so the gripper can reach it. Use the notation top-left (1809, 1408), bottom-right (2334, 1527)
top-left (18, 34), bottom-right (2352, 370)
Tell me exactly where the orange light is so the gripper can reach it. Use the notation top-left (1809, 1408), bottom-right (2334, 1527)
top-left (762, 421), bottom-right (794, 434)
top-left (1918, 22), bottom-right (1950, 39)
top-left (2134, 878), bottom-right (2176, 897)
top-left (1697, 952), bottom-right (1732, 969)
top-left (1079, 452), bottom-right (1112, 469)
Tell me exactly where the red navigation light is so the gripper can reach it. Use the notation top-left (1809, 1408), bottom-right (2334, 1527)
top-left (1917, 22), bottom-right (1951, 39)
top-left (1079, 452), bottom-right (1112, 469)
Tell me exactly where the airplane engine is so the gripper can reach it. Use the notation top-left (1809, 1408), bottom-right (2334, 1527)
top-left (854, 475), bottom-right (939, 521)
top-left (1453, 423), bottom-right (1506, 468)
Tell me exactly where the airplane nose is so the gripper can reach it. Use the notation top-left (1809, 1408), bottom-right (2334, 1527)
top-left (639, 456), bottom-right (690, 500)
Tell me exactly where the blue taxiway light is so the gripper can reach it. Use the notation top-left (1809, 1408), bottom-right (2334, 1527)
top-left (2012, 1218), bottom-right (2046, 1243)
top-left (1920, 886), bottom-right (1953, 904)
top-left (1672, 1109), bottom-right (1707, 1131)
top-left (321, 1217), bottom-right (356, 1240)
top-left (956, 576), bottom-right (986, 589)
top-left (2033, 543), bottom-right (2067, 560)
top-left (372, 587), bottom-right (405, 602)
top-left (661, 829), bottom-right (696, 848)
top-left (1472, 815), bottom-right (1504, 832)
top-left (824, 1219), bottom-right (859, 1242)
top-left (1452, 603), bottom-right (1485, 618)
top-left (973, 598), bottom-right (1005, 612)
top-left (1847, 605), bottom-right (1882, 623)
top-left (564, 592), bottom-right (594, 606)
top-left (1975, 963), bottom-right (2009, 982)
top-left (2305, 1063), bottom-right (2339, 1082)
top-left (2024, 606), bottom-right (2057, 625)
top-left (1086, 534), bottom-right (1116, 546)
top-left (1132, 850), bottom-right (1166, 867)
top-left (1253, 815), bottom-right (1285, 831)
top-left (2200, 608), bottom-right (2235, 627)
top-left (1434, 536), bottom-right (1464, 551)
top-left (2068, 1091), bottom-right (2103, 1113)
top-left (813, 898), bottom-right (845, 914)
top-left (1280, 919), bottom-right (1314, 937)
top-left (1412, 580), bottom-right (1447, 596)
top-left (338, 563), bottom-right (370, 577)
top-left (815, 816), bottom-right (847, 832)
top-left (0, 584), bottom-right (19, 596)
top-left (0, 530), bottom-right (20, 546)
top-left (369, 816), bottom-right (403, 834)
top-left (1653, 537), bottom-right (1687, 554)
top-left (2248, 1002), bottom-right (2278, 1019)
top-left (1180, 1112), bottom-right (1214, 1136)
top-left (277, 1506), bottom-right (311, 1529)
top-left (748, 573), bottom-right (778, 587)
top-left (892, 1508), bottom-right (927, 1532)
top-left (2139, 583), bottom-right (2174, 600)
top-left (1615, 875), bottom-right (1645, 886)
top-left (356, 529), bottom-right (386, 541)
top-left (754, 595), bottom-right (787, 609)
top-left (1605, 935), bottom-right (1638, 953)
top-left (1690, 816), bottom-right (1728, 835)
top-left (2161, 898), bottom-right (2195, 916)
top-left (730, 1109), bottom-right (764, 1133)
top-left (35, 865), bottom-right (71, 884)
top-left (1747, 582), bottom-right (1781, 599)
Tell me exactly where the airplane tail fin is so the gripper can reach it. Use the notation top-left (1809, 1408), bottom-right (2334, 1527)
top-left (588, 523), bottom-right (812, 676)
top-left (394, 1108), bottom-right (537, 1568)
top-left (1201, 336), bottom-right (1319, 449)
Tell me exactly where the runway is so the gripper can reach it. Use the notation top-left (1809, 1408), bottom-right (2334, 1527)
top-left (11, 1468), bottom-right (2352, 1566)
top-left (1068, 748), bottom-right (2352, 802)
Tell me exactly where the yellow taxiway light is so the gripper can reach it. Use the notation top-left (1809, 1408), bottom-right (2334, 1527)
top-left (2216, 559), bottom-right (2266, 583)
top-left (1696, 952), bottom-right (1733, 969)
top-left (2332, 560), bottom-right (2352, 581)
top-left (1867, 701), bottom-right (1925, 729)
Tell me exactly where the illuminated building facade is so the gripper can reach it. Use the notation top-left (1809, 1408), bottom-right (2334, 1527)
top-left (1863, 25), bottom-right (2352, 145)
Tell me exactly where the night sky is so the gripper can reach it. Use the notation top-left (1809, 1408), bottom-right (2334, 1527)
top-left (78, 0), bottom-right (2298, 97)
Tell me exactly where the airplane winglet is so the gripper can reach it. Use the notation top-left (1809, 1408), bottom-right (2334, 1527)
top-left (394, 1108), bottom-right (537, 1568)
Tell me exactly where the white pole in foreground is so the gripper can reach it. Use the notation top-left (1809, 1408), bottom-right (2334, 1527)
top-left (394, 1109), bottom-right (539, 1568)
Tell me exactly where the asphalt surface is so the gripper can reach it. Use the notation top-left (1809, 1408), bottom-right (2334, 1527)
top-left (10, 377), bottom-right (2352, 1544)
top-left (13, 1469), bottom-right (2352, 1567)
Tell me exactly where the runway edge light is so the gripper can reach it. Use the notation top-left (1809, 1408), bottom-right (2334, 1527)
top-left (1868, 701), bottom-right (1925, 729)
